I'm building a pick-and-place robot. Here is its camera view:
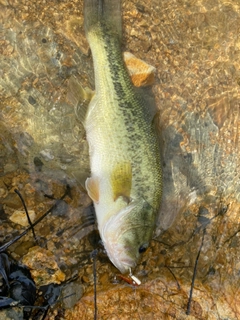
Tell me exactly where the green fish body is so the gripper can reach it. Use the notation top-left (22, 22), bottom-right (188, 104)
top-left (84, 0), bottom-right (162, 274)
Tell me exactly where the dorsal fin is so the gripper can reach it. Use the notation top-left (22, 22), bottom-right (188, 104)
top-left (66, 75), bottom-right (94, 124)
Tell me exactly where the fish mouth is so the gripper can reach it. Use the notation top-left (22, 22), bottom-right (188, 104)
top-left (102, 238), bottom-right (137, 273)
top-left (110, 255), bottom-right (137, 274)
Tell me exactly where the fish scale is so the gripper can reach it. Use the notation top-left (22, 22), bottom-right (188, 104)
top-left (83, 0), bottom-right (162, 274)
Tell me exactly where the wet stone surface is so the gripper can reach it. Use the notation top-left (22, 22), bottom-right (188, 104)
top-left (0, 0), bottom-right (240, 319)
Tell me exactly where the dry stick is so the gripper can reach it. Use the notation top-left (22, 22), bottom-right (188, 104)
top-left (165, 265), bottom-right (181, 290)
top-left (14, 189), bottom-right (37, 242)
top-left (91, 249), bottom-right (98, 320)
top-left (186, 228), bottom-right (206, 315)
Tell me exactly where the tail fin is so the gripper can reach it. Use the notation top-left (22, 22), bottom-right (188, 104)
top-left (84, 0), bottom-right (122, 39)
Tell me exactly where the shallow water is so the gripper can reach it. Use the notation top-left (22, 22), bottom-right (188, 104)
top-left (0, 0), bottom-right (240, 319)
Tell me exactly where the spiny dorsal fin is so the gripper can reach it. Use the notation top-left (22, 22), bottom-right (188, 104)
top-left (66, 75), bottom-right (94, 124)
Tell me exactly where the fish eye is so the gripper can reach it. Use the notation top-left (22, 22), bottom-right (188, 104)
top-left (138, 244), bottom-right (148, 254)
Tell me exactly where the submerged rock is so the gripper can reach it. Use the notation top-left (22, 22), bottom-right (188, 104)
top-left (22, 246), bottom-right (66, 286)
top-left (9, 209), bottom-right (36, 227)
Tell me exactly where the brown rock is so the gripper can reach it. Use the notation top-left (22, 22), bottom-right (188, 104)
top-left (22, 246), bottom-right (66, 286)
top-left (9, 209), bottom-right (36, 226)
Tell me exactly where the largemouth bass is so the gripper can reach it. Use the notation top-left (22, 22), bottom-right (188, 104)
top-left (83, 0), bottom-right (162, 274)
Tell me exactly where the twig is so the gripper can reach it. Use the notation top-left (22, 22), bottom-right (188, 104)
top-left (0, 187), bottom-right (70, 253)
top-left (14, 189), bottom-right (37, 243)
top-left (91, 249), bottom-right (98, 320)
top-left (186, 228), bottom-right (206, 315)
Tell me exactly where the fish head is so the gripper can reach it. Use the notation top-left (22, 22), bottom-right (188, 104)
top-left (101, 199), bottom-right (155, 274)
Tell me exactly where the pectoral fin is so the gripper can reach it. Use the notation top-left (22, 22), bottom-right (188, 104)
top-left (85, 177), bottom-right (99, 203)
top-left (111, 162), bottom-right (132, 202)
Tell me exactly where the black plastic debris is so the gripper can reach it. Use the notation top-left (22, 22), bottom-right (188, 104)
top-left (0, 253), bottom-right (36, 310)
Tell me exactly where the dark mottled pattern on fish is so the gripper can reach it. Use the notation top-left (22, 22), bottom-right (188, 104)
top-left (90, 21), bottom-right (161, 210)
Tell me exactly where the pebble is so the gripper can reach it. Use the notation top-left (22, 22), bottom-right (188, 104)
top-left (2, 193), bottom-right (22, 209)
top-left (3, 163), bottom-right (18, 173)
top-left (0, 188), bottom-right (7, 198)
top-left (9, 209), bottom-right (36, 226)
top-left (61, 282), bottom-right (84, 309)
